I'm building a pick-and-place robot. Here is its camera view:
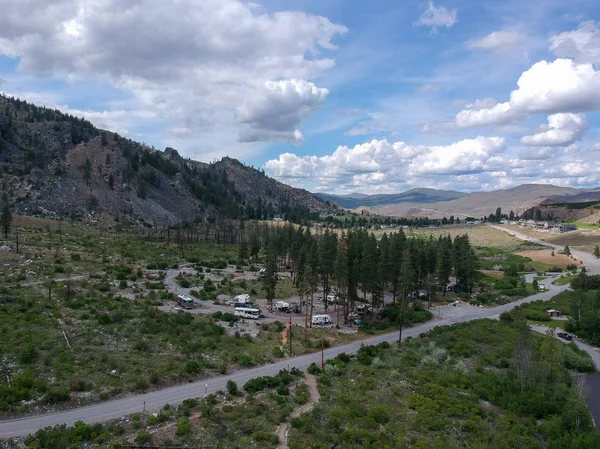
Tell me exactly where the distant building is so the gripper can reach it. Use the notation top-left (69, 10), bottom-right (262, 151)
top-left (546, 309), bottom-right (561, 318)
top-left (559, 224), bottom-right (578, 233)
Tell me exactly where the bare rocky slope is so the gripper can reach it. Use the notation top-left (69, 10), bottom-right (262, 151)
top-left (0, 95), bottom-right (336, 226)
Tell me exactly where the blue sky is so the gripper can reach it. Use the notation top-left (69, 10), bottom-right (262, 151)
top-left (1, 0), bottom-right (600, 194)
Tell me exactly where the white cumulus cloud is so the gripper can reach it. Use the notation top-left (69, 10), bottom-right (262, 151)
top-left (521, 113), bottom-right (588, 146)
top-left (550, 21), bottom-right (600, 64)
top-left (416, 1), bottom-right (457, 30)
top-left (0, 0), bottom-right (347, 153)
top-left (265, 136), bottom-right (506, 192)
top-left (469, 30), bottom-right (525, 53)
top-left (236, 79), bottom-right (328, 145)
top-left (456, 59), bottom-right (600, 128)
top-left (456, 102), bottom-right (519, 127)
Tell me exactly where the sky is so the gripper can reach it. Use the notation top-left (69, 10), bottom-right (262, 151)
top-left (1, 0), bottom-right (600, 194)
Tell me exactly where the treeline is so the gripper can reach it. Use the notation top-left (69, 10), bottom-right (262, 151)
top-left (567, 271), bottom-right (600, 345)
top-left (321, 214), bottom-right (464, 229)
top-left (255, 225), bottom-right (477, 321)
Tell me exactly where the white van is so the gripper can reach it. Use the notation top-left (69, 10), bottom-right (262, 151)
top-left (312, 314), bottom-right (332, 326)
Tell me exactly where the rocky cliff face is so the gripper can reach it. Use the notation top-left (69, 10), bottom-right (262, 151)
top-left (0, 95), bottom-right (336, 226)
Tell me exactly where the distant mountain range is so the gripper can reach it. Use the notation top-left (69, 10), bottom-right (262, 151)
top-left (318, 184), bottom-right (599, 219)
top-left (316, 188), bottom-right (468, 209)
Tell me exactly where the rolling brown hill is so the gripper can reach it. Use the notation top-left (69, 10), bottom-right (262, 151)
top-left (369, 184), bottom-right (580, 218)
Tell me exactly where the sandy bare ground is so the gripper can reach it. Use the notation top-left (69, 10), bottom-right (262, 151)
top-left (504, 226), bottom-right (600, 254)
top-left (276, 373), bottom-right (320, 449)
top-left (517, 249), bottom-right (580, 267)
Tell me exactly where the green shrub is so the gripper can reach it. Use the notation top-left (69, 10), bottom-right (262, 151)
top-left (43, 388), bottom-right (70, 404)
top-left (226, 380), bottom-right (240, 396)
top-left (175, 417), bottom-right (191, 436)
top-left (184, 360), bottom-right (202, 374)
top-left (307, 363), bottom-right (321, 375)
top-left (134, 430), bottom-right (152, 445)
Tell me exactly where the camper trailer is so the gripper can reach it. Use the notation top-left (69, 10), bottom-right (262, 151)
top-left (311, 314), bottom-right (333, 326)
top-left (233, 294), bottom-right (252, 308)
top-left (275, 301), bottom-right (290, 312)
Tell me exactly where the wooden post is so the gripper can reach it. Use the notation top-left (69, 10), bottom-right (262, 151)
top-left (321, 338), bottom-right (324, 370)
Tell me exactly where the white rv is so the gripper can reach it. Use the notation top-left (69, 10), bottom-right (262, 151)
top-left (312, 314), bottom-right (332, 326)
top-left (234, 307), bottom-right (261, 320)
top-left (176, 294), bottom-right (194, 309)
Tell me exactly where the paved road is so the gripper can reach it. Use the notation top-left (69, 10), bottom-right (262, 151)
top-left (487, 224), bottom-right (599, 274)
top-left (0, 225), bottom-right (597, 439)
top-left (530, 325), bottom-right (600, 370)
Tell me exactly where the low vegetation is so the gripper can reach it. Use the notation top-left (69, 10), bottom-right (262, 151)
top-left (290, 319), bottom-right (599, 448)
top-left (14, 320), bottom-right (597, 448)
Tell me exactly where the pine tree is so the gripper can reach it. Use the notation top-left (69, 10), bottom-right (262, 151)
top-left (594, 245), bottom-right (600, 259)
top-left (436, 236), bottom-right (452, 295)
top-left (335, 237), bottom-right (349, 325)
top-left (82, 157), bottom-right (92, 185)
top-left (0, 192), bottom-right (11, 238)
top-left (319, 229), bottom-right (338, 308)
top-left (397, 247), bottom-right (415, 344)
top-left (249, 234), bottom-right (260, 262)
top-left (262, 242), bottom-right (278, 313)
top-left (238, 240), bottom-right (248, 264)
top-left (564, 244), bottom-right (571, 256)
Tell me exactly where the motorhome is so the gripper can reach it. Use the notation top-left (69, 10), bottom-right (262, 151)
top-left (234, 307), bottom-right (261, 320)
top-left (312, 314), bottom-right (332, 326)
top-left (176, 294), bottom-right (194, 309)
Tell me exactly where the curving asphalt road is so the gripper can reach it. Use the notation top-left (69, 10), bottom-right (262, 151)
top-left (0, 224), bottom-right (597, 439)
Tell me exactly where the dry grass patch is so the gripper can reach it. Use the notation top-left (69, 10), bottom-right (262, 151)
top-left (517, 250), bottom-right (579, 268)
top-left (408, 225), bottom-right (525, 251)
top-left (480, 270), bottom-right (504, 278)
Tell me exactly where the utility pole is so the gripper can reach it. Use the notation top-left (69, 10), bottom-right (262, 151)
top-left (304, 295), bottom-right (308, 342)
top-left (398, 295), bottom-right (406, 346)
top-left (289, 313), bottom-right (292, 356)
top-left (67, 272), bottom-right (71, 302)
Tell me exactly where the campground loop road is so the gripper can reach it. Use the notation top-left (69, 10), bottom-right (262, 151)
top-left (1, 224), bottom-right (599, 439)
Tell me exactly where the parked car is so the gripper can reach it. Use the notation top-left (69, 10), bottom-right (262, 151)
top-left (557, 332), bottom-right (573, 341)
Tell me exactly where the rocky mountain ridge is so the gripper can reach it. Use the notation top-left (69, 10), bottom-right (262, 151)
top-left (0, 95), bottom-right (336, 226)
